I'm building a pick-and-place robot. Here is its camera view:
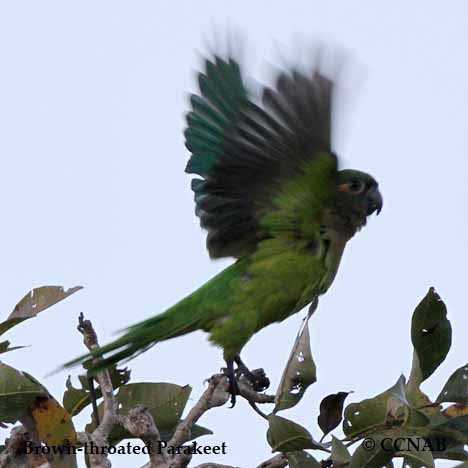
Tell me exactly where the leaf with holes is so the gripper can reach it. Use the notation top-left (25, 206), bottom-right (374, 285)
top-left (318, 391), bottom-right (351, 439)
top-left (408, 288), bottom-right (451, 388)
top-left (274, 315), bottom-right (316, 412)
top-left (343, 376), bottom-right (410, 439)
top-left (0, 286), bottom-right (82, 337)
top-left (437, 364), bottom-right (468, 404)
top-left (31, 396), bottom-right (76, 446)
top-left (30, 395), bottom-right (78, 468)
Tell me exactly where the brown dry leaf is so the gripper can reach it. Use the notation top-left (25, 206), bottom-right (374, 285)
top-left (443, 403), bottom-right (468, 419)
top-left (31, 396), bottom-right (77, 446)
top-left (318, 391), bottom-right (351, 438)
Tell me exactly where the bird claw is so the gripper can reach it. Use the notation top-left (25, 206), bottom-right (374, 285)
top-left (229, 386), bottom-right (238, 408)
top-left (234, 355), bottom-right (270, 392)
top-left (223, 360), bottom-right (239, 408)
top-left (223, 356), bottom-right (270, 408)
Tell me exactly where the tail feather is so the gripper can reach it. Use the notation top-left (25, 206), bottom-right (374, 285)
top-left (62, 260), bottom-right (246, 372)
top-left (63, 306), bottom-right (203, 372)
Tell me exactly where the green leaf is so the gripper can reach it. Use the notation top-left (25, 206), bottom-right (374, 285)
top-left (63, 366), bottom-right (131, 416)
top-left (424, 418), bottom-right (468, 460)
top-left (331, 436), bottom-right (351, 466)
top-left (267, 415), bottom-right (325, 453)
top-left (318, 392), bottom-right (351, 438)
top-left (0, 363), bottom-right (46, 424)
top-left (403, 451), bottom-right (434, 468)
top-left (118, 383), bottom-right (190, 435)
top-left (405, 406), bottom-right (431, 429)
top-left (349, 435), bottom-right (395, 468)
top-left (343, 376), bottom-right (408, 439)
top-left (431, 414), bottom-right (468, 444)
top-left (408, 288), bottom-right (451, 387)
top-left (432, 442), bottom-right (468, 462)
top-left (0, 285), bottom-right (82, 337)
top-left (343, 396), bottom-right (387, 439)
top-left (287, 451), bottom-right (321, 468)
top-left (63, 375), bottom-right (91, 417)
top-left (387, 375), bottom-right (408, 405)
top-left (274, 315), bottom-right (316, 412)
top-left (187, 423), bottom-right (213, 440)
top-left (401, 436), bottom-right (435, 467)
top-left (437, 364), bottom-right (468, 404)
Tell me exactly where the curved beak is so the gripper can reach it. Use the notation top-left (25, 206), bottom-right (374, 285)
top-left (366, 187), bottom-right (383, 216)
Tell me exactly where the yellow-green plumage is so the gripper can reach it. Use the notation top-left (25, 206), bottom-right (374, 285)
top-left (63, 49), bottom-right (382, 371)
top-left (88, 234), bottom-right (342, 366)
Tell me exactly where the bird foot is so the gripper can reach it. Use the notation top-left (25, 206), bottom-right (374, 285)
top-left (223, 356), bottom-right (270, 407)
top-left (234, 355), bottom-right (270, 392)
top-left (223, 360), bottom-right (239, 407)
top-left (236, 366), bottom-right (270, 392)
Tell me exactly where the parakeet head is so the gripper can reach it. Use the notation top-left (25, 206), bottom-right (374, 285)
top-left (336, 169), bottom-right (383, 218)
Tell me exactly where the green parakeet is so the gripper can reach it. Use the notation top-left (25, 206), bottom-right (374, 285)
top-left (65, 51), bottom-right (382, 398)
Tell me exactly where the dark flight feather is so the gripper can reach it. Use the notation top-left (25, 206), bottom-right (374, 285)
top-left (185, 55), bottom-right (337, 259)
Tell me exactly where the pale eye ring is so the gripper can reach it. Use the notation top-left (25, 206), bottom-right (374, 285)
top-left (348, 179), bottom-right (366, 193)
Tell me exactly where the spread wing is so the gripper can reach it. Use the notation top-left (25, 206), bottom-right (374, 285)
top-left (185, 55), bottom-right (338, 259)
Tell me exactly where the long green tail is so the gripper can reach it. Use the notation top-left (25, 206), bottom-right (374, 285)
top-left (63, 260), bottom-right (246, 371)
top-left (64, 304), bottom-right (204, 371)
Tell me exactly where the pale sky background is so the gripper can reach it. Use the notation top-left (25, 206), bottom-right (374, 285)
top-left (0, 1), bottom-right (467, 467)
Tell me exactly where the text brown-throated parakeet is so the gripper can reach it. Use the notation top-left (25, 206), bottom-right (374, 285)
top-left (65, 51), bottom-right (382, 401)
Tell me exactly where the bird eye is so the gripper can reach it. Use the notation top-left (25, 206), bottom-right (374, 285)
top-left (348, 180), bottom-right (365, 193)
top-left (337, 179), bottom-right (367, 194)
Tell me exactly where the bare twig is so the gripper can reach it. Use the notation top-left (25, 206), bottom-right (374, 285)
top-left (77, 313), bottom-right (116, 468)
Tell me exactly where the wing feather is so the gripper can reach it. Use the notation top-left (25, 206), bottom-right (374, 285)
top-left (185, 54), bottom-right (338, 258)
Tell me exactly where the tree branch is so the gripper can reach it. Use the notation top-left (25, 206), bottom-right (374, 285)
top-left (0, 425), bottom-right (50, 468)
top-left (117, 405), bottom-right (167, 468)
top-left (192, 464), bottom-right (236, 468)
top-left (237, 379), bottom-right (275, 405)
top-left (77, 313), bottom-right (116, 468)
top-left (168, 374), bottom-right (230, 451)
